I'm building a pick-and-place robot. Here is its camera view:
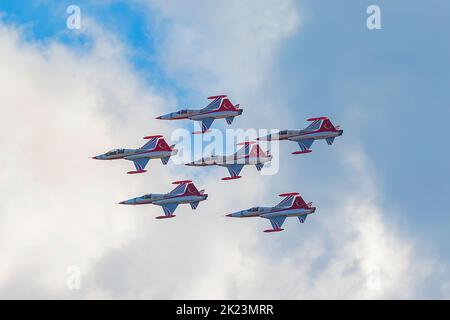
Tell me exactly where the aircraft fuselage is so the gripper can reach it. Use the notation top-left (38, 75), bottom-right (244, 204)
top-left (92, 148), bottom-right (177, 161)
top-left (186, 155), bottom-right (272, 167)
top-left (120, 193), bottom-right (208, 206)
top-left (158, 108), bottom-right (242, 121)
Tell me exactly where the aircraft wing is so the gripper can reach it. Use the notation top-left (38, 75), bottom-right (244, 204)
top-left (140, 135), bottom-right (162, 150)
top-left (131, 158), bottom-right (150, 172)
top-left (160, 203), bottom-right (179, 216)
top-left (295, 138), bottom-right (314, 152)
top-left (169, 180), bottom-right (191, 195)
top-left (275, 193), bottom-right (298, 208)
top-left (225, 164), bottom-right (244, 178)
top-left (200, 118), bottom-right (215, 132)
top-left (304, 119), bottom-right (323, 132)
top-left (202, 96), bottom-right (224, 110)
top-left (264, 215), bottom-right (287, 231)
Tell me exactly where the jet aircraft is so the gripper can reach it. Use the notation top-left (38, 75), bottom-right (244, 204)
top-left (185, 142), bottom-right (272, 180)
top-left (257, 117), bottom-right (343, 154)
top-left (226, 192), bottom-right (316, 232)
top-left (155, 95), bottom-right (243, 134)
top-left (92, 135), bottom-right (177, 174)
top-left (119, 180), bottom-right (208, 219)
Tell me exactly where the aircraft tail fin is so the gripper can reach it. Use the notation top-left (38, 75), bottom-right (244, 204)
top-left (218, 97), bottom-right (239, 111)
top-left (290, 195), bottom-right (309, 209)
top-left (320, 118), bottom-right (336, 131)
top-left (153, 138), bottom-right (173, 152)
top-left (186, 182), bottom-right (200, 195)
top-left (249, 144), bottom-right (269, 158)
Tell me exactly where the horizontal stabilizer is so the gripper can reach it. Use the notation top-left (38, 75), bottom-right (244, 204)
top-left (298, 214), bottom-right (308, 223)
top-left (255, 163), bottom-right (264, 171)
top-left (190, 201), bottom-right (200, 210)
top-left (326, 137), bottom-right (335, 145)
top-left (225, 116), bottom-right (235, 125)
top-left (161, 156), bottom-right (171, 165)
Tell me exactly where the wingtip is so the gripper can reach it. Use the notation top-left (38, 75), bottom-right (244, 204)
top-left (192, 130), bottom-right (211, 135)
top-left (263, 228), bottom-right (284, 233)
top-left (221, 176), bottom-right (242, 181)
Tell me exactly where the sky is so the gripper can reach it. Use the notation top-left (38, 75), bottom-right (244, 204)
top-left (0, 0), bottom-right (449, 299)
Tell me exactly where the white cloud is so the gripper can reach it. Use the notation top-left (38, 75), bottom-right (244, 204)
top-left (0, 1), bottom-right (436, 299)
top-left (0, 19), bottom-right (172, 298)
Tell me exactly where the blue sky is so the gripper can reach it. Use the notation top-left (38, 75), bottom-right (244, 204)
top-left (1, 0), bottom-right (449, 298)
top-left (289, 1), bottom-right (450, 253)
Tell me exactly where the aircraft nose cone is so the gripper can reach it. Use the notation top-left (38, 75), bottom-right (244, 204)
top-left (155, 116), bottom-right (162, 119)
top-left (119, 199), bottom-right (135, 205)
top-left (225, 213), bottom-right (233, 217)
top-left (92, 156), bottom-right (99, 159)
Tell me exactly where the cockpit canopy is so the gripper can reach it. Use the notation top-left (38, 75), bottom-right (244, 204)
top-left (279, 130), bottom-right (299, 135)
top-left (105, 149), bottom-right (125, 156)
top-left (178, 109), bottom-right (188, 114)
top-left (248, 207), bottom-right (259, 212)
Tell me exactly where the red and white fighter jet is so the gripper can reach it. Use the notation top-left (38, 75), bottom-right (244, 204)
top-left (119, 180), bottom-right (208, 219)
top-left (92, 135), bottom-right (178, 174)
top-left (257, 117), bottom-right (343, 154)
top-left (155, 95), bottom-right (243, 134)
top-left (185, 141), bottom-right (272, 180)
top-left (226, 192), bottom-right (316, 232)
